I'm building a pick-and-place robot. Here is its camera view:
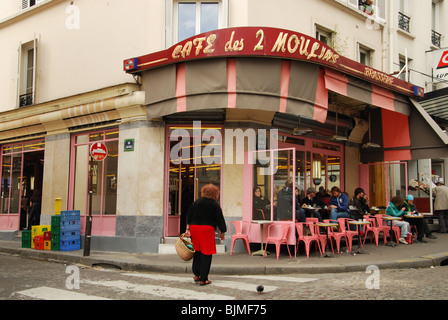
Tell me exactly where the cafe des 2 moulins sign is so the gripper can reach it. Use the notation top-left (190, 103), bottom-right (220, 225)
top-left (124, 26), bottom-right (424, 98)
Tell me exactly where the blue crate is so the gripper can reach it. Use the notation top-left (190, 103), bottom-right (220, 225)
top-left (60, 230), bottom-right (80, 241)
top-left (60, 219), bottom-right (81, 231)
top-left (60, 239), bottom-right (81, 251)
top-left (60, 210), bottom-right (81, 220)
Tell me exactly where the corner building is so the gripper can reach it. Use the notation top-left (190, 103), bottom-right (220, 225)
top-left (0, 0), bottom-right (447, 253)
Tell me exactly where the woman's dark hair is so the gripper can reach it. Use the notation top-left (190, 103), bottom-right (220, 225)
top-left (354, 188), bottom-right (365, 196)
top-left (391, 195), bottom-right (404, 207)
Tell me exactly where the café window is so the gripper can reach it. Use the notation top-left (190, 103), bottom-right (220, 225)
top-left (69, 129), bottom-right (119, 217)
top-left (169, 0), bottom-right (228, 44)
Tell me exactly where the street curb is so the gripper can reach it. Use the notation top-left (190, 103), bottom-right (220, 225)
top-left (2, 245), bottom-right (448, 275)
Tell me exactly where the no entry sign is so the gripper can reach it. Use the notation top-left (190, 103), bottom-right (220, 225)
top-left (90, 142), bottom-right (108, 161)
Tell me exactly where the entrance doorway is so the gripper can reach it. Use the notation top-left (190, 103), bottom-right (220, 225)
top-left (165, 125), bottom-right (222, 237)
top-left (0, 139), bottom-right (44, 231)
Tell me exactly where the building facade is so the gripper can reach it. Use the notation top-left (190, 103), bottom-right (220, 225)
top-left (0, 0), bottom-right (447, 253)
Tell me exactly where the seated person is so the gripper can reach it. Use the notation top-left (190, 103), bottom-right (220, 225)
top-left (277, 180), bottom-right (305, 222)
top-left (386, 196), bottom-right (410, 245)
top-left (351, 187), bottom-right (370, 220)
top-left (301, 187), bottom-right (324, 222)
top-left (329, 186), bottom-right (350, 221)
top-left (253, 187), bottom-right (271, 220)
top-left (403, 195), bottom-right (437, 242)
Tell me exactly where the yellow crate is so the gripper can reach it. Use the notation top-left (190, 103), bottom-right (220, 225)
top-left (44, 241), bottom-right (51, 250)
top-left (31, 225), bottom-right (51, 237)
top-left (31, 237), bottom-right (35, 249)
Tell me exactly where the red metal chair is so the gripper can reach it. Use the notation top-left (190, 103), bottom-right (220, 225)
top-left (263, 223), bottom-right (292, 260)
top-left (362, 215), bottom-right (386, 246)
top-left (327, 218), bottom-right (350, 253)
top-left (377, 215), bottom-right (400, 245)
top-left (341, 218), bottom-right (361, 252)
top-left (228, 221), bottom-right (251, 256)
top-left (295, 222), bottom-right (322, 259)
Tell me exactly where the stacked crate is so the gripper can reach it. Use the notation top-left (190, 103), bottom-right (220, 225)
top-left (31, 225), bottom-right (51, 249)
top-left (59, 210), bottom-right (81, 251)
top-left (21, 230), bottom-right (31, 248)
top-left (51, 215), bottom-right (61, 251)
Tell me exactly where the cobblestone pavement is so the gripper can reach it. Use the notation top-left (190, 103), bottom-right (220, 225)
top-left (2, 253), bottom-right (447, 301)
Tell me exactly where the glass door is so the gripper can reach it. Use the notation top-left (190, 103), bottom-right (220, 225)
top-left (166, 125), bottom-right (222, 237)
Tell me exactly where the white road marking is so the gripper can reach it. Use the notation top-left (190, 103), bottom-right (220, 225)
top-left (82, 279), bottom-right (235, 300)
top-left (121, 273), bottom-right (278, 292)
top-left (16, 287), bottom-right (110, 300)
top-left (223, 275), bottom-right (319, 283)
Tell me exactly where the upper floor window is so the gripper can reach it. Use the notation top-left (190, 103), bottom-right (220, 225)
top-left (398, 0), bottom-right (410, 33)
top-left (18, 37), bottom-right (37, 107)
top-left (336, 0), bottom-right (386, 21)
top-left (21, 0), bottom-right (45, 10)
top-left (166, 0), bottom-right (228, 46)
top-left (316, 27), bottom-right (333, 46)
top-left (358, 44), bottom-right (373, 67)
top-left (432, 0), bottom-right (442, 47)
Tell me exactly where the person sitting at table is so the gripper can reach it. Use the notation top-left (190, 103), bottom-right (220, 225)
top-left (386, 195), bottom-right (410, 245)
top-left (301, 187), bottom-right (324, 222)
top-left (351, 187), bottom-right (370, 220)
top-left (253, 187), bottom-right (271, 220)
top-left (329, 186), bottom-right (351, 221)
top-left (277, 180), bottom-right (305, 222)
top-left (402, 195), bottom-right (437, 243)
top-left (316, 186), bottom-right (331, 206)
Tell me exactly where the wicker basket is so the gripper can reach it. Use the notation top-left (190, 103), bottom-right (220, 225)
top-left (175, 234), bottom-right (195, 261)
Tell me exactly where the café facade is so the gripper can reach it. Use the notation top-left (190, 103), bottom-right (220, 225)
top-left (1, 26), bottom-right (446, 253)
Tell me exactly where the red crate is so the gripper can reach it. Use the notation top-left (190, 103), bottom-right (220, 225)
top-left (34, 236), bottom-right (44, 244)
top-left (43, 231), bottom-right (52, 241)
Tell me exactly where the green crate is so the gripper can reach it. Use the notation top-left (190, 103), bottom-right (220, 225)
top-left (21, 240), bottom-right (31, 248)
top-left (51, 215), bottom-right (61, 226)
top-left (51, 240), bottom-right (60, 251)
top-left (22, 230), bottom-right (31, 241)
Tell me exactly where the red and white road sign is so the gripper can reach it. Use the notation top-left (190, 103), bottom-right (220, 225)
top-left (90, 142), bottom-right (108, 161)
top-left (437, 50), bottom-right (448, 69)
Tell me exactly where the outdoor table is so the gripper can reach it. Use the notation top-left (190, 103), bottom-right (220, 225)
top-left (382, 216), bottom-right (402, 247)
top-left (348, 220), bottom-right (370, 254)
top-left (251, 220), bottom-right (272, 256)
top-left (315, 222), bottom-right (338, 257)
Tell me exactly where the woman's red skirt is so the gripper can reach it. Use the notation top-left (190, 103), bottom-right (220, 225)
top-left (190, 225), bottom-right (216, 255)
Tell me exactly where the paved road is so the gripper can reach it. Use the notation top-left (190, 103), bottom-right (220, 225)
top-left (1, 253), bottom-right (447, 303)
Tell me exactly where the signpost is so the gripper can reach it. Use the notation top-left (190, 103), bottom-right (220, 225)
top-left (83, 142), bottom-right (108, 257)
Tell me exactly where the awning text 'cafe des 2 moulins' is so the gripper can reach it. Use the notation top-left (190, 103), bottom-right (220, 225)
top-left (122, 26), bottom-right (448, 252)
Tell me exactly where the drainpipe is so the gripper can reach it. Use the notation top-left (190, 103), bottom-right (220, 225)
top-left (388, 0), bottom-right (394, 74)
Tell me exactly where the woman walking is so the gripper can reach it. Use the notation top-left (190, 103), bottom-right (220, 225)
top-left (184, 184), bottom-right (226, 286)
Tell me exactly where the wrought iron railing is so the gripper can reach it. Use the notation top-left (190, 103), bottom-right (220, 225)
top-left (19, 92), bottom-right (33, 107)
top-left (398, 12), bottom-right (410, 33)
top-left (432, 30), bottom-right (442, 48)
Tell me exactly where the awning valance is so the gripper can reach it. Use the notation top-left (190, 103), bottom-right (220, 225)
top-left (144, 57), bottom-right (329, 123)
top-left (323, 68), bottom-right (410, 116)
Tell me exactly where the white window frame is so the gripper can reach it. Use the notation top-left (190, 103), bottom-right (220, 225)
top-left (315, 25), bottom-right (333, 46)
top-left (17, 36), bottom-right (37, 108)
top-left (336, 0), bottom-right (386, 22)
top-left (358, 43), bottom-right (373, 67)
top-left (165, 0), bottom-right (228, 47)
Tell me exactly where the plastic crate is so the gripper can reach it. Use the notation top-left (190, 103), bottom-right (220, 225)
top-left (21, 239), bottom-right (31, 248)
top-left (43, 231), bottom-right (52, 241)
top-left (44, 241), bottom-right (51, 250)
top-left (60, 239), bottom-right (81, 251)
top-left (35, 236), bottom-right (44, 250)
top-left (60, 210), bottom-right (81, 220)
top-left (60, 230), bottom-right (80, 241)
top-left (51, 215), bottom-right (61, 226)
top-left (22, 230), bottom-right (31, 241)
top-left (31, 225), bottom-right (51, 237)
top-left (61, 219), bottom-right (81, 231)
top-left (51, 240), bottom-right (60, 251)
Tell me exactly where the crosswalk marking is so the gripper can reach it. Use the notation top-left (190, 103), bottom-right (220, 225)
top-left (82, 279), bottom-right (235, 300)
top-left (223, 275), bottom-right (319, 283)
top-left (16, 287), bottom-right (111, 300)
top-left (121, 273), bottom-right (278, 292)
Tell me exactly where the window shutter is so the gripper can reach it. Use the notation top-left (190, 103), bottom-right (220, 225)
top-left (375, 0), bottom-right (386, 21)
top-left (16, 42), bottom-right (23, 107)
top-left (32, 34), bottom-right (37, 105)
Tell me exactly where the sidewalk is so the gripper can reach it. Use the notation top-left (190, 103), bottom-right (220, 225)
top-left (1, 233), bottom-right (448, 275)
